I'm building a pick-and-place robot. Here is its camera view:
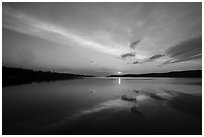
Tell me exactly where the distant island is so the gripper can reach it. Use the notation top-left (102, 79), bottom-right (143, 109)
top-left (3, 66), bottom-right (94, 86)
top-left (107, 70), bottom-right (202, 78)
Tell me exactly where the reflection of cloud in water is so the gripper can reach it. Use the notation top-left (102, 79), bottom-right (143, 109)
top-left (47, 99), bottom-right (130, 128)
top-left (121, 88), bottom-right (201, 119)
top-left (131, 88), bottom-right (176, 102)
top-left (121, 94), bottom-right (148, 102)
top-left (53, 94), bottom-right (149, 128)
top-left (141, 92), bottom-right (167, 101)
top-left (132, 90), bottom-right (139, 94)
top-left (136, 95), bottom-right (149, 101)
top-left (47, 88), bottom-right (201, 131)
top-left (121, 88), bottom-right (201, 117)
top-left (161, 88), bottom-right (202, 117)
top-left (77, 99), bottom-right (127, 115)
top-left (132, 88), bottom-right (201, 118)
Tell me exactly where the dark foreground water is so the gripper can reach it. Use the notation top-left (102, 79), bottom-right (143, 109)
top-left (2, 77), bottom-right (202, 135)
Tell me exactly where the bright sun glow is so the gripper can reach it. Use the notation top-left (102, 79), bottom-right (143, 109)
top-left (117, 72), bottom-right (122, 74)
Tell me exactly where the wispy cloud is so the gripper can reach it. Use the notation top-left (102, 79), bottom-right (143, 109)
top-left (161, 35), bottom-right (202, 65)
top-left (148, 54), bottom-right (165, 60)
top-left (132, 35), bottom-right (202, 66)
top-left (129, 40), bottom-right (141, 50)
top-left (121, 52), bottom-right (136, 59)
top-left (162, 54), bottom-right (202, 65)
top-left (3, 6), bottom-right (126, 56)
top-left (132, 61), bottom-right (139, 64)
top-left (132, 54), bottom-right (165, 64)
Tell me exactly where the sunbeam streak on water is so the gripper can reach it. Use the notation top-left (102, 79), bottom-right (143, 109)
top-left (118, 77), bottom-right (121, 85)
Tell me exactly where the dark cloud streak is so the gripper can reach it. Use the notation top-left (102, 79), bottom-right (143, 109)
top-left (129, 40), bottom-right (141, 50)
top-left (132, 61), bottom-right (139, 64)
top-left (121, 52), bottom-right (136, 59)
top-left (161, 35), bottom-right (202, 65)
top-left (148, 54), bottom-right (165, 60)
top-left (161, 54), bottom-right (202, 66)
top-left (132, 54), bottom-right (165, 65)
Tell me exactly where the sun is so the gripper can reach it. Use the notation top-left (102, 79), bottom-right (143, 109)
top-left (117, 72), bottom-right (122, 74)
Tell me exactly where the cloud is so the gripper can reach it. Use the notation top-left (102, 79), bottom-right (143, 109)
top-left (121, 52), bottom-right (136, 59)
top-left (132, 61), bottom-right (139, 64)
top-left (2, 5), bottom-right (126, 56)
top-left (148, 54), bottom-right (165, 60)
top-left (129, 40), bottom-right (141, 50)
top-left (47, 99), bottom-right (129, 128)
top-left (162, 54), bottom-right (202, 65)
top-left (132, 54), bottom-right (165, 64)
top-left (161, 35), bottom-right (202, 65)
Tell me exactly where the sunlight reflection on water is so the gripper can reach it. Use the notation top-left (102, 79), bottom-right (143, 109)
top-left (118, 77), bottom-right (121, 85)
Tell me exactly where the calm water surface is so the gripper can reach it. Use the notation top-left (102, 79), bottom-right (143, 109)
top-left (3, 77), bottom-right (202, 135)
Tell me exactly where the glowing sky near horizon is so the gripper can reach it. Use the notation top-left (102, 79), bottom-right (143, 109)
top-left (2, 2), bottom-right (202, 75)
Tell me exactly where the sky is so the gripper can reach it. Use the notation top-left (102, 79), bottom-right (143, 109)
top-left (2, 2), bottom-right (202, 76)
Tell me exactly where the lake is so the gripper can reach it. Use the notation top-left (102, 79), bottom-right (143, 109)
top-left (2, 77), bottom-right (202, 135)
